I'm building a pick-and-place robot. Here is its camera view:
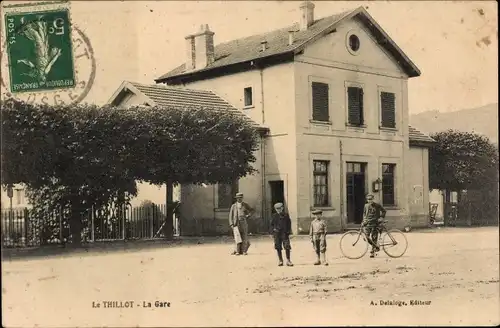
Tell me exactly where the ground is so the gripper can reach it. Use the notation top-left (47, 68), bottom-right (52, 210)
top-left (2, 227), bottom-right (499, 327)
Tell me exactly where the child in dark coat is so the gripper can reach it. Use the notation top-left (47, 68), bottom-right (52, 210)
top-left (270, 203), bottom-right (293, 267)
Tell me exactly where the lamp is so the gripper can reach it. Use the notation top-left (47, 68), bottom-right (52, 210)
top-left (372, 178), bottom-right (382, 192)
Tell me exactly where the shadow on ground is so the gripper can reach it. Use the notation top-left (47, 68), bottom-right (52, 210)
top-left (2, 226), bottom-right (495, 261)
top-left (1, 236), bottom-right (237, 261)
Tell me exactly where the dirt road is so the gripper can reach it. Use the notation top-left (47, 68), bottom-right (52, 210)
top-left (2, 227), bottom-right (499, 326)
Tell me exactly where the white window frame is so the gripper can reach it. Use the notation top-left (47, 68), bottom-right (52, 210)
top-left (309, 153), bottom-right (335, 209)
top-left (243, 87), bottom-right (254, 109)
top-left (346, 29), bottom-right (362, 56)
top-left (379, 158), bottom-right (400, 208)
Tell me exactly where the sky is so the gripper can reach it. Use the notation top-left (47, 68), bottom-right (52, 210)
top-left (1, 0), bottom-right (498, 114)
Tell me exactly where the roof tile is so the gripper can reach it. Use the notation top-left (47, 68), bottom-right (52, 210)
top-left (409, 125), bottom-right (435, 144)
top-left (157, 6), bottom-right (420, 81)
top-left (129, 82), bottom-right (265, 129)
top-left (157, 10), bottom-right (354, 81)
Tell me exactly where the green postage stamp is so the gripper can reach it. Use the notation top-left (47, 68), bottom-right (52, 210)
top-left (4, 9), bottom-right (76, 93)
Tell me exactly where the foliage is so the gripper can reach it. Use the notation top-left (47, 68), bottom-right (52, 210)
top-left (429, 130), bottom-right (499, 191)
top-left (1, 98), bottom-right (259, 242)
top-left (463, 189), bottom-right (499, 226)
top-left (120, 104), bottom-right (260, 185)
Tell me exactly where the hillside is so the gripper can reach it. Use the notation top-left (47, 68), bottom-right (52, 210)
top-left (410, 103), bottom-right (498, 143)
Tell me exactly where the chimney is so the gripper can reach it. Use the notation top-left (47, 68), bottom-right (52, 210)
top-left (299, 1), bottom-right (315, 31)
top-left (185, 24), bottom-right (215, 71)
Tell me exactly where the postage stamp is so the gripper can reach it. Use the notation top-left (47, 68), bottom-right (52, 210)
top-left (1, 2), bottom-right (95, 105)
top-left (4, 9), bottom-right (75, 93)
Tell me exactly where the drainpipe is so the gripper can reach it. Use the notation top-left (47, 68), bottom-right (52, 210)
top-left (256, 62), bottom-right (267, 230)
top-left (339, 140), bottom-right (345, 231)
top-left (261, 136), bottom-right (267, 230)
top-left (259, 67), bottom-right (265, 124)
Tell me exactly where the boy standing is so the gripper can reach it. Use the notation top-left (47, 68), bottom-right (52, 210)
top-left (309, 209), bottom-right (328, 266)
top-left (270, 203), bottom-right (293, 266)
top-left (362, 194), bottom-right (387, 258)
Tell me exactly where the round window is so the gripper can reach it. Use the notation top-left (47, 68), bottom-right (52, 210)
top-left (349, 34), bottom-right (360, 52)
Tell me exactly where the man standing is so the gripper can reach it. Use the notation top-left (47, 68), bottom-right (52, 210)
top-left (362, 194), bottom-right (387, 258)
top-left (229, 193), bottom-right (254, 255)
top-left (270, 202), bottom-right (293, 267)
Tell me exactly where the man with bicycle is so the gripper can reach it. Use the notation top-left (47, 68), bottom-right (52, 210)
top-left (361, 194), bottom-right (387, 258)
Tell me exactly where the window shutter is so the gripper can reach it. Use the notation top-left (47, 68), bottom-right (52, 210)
top-left (381, 92), bottom-right (396, 128)
top-left (348, 87), bottom-right (364, 125)
top-left (312, 82), bottom-right (329, 121)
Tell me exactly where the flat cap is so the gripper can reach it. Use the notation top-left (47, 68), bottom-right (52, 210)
top-left (311, 209), bottom-right (323, 215)
top-left (235, 192), bottom-right (244, 198)
top-left (274, 202), bottom-right (284, 209)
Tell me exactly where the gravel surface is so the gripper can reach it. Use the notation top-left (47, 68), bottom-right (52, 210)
top-left (2, 226), bottom-right (499, 327)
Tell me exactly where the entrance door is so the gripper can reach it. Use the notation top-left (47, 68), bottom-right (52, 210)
top-left (269, 181), bottom-right (285, 214)
top-left (346, 162), bottom-right (366, 224)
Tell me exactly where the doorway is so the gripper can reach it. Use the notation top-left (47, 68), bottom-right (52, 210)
top-left (269, 180), bottom-right (285, 214)
top-left (346, 162), bottom-right (367, 224)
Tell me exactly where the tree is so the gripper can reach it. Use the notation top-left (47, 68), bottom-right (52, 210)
top-left (1, 98), bottom-right (260, 243)
top-left (429, 130), bottom-right (498, 191)
top-left (429, 130), bottom-right (499, 225)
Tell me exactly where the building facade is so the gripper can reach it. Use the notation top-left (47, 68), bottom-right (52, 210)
top-left (152, 3), bottom-right (434, 235)
top-left (1, 3), bottom-right (434, 236)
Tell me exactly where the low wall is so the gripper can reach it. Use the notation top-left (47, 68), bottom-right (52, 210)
top-left (385, 215), bottom-right (411, 230)
top-left (410, 214), bottom-right (429, 228)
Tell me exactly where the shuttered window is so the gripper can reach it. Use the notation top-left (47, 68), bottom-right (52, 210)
top-left (312, 82), bottom-right (329, 122)
top-left (347, 86), bottom-right (364, 126)
top-left (381, 92), bottom-right (396, 128)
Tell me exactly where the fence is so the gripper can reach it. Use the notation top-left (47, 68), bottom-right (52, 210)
top-left (1, 203), bottom-right (177, 248)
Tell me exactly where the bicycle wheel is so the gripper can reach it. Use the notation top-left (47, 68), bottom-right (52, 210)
top-left (339, 230), bottom-right (369, 259)
top-left (381, 229), bottom-right (408, 258)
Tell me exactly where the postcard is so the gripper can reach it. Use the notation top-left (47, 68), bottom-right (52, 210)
top-left (1, 1), bottom-right (498, 327)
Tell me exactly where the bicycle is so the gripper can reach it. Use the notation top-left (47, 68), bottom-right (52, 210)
top-left (339, 220), bottom-right (408, 259)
